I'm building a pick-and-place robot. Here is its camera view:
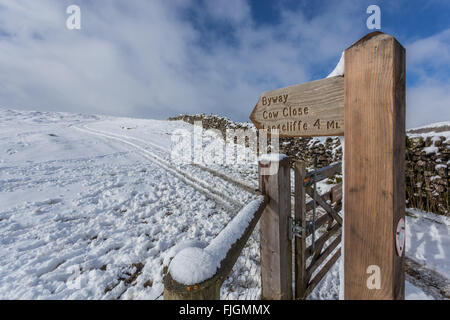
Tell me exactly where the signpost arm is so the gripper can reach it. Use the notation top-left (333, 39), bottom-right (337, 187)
top-left (344, 31), bottom-right (406, 300)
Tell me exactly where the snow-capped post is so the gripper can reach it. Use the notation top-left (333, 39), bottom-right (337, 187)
top-left (163, 195), bottom-right (268, 300)
top-left (344, 31), bottom-right (406, 299)
top-left (258, 154), bottom-right (292, 300)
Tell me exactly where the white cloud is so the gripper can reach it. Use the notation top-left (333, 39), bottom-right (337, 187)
top-left (0, 0), bottom-right (365, 121)
top-left (202, 0), bottom-right (251, 24)
top-left (406, 29), bottom-right (450, 128)
top-left (407, 81), bottom-right (450, 128)
top-left (2, 0), bottom-right (448, 128)
top-left (408, 29), bottom-right (450, 68)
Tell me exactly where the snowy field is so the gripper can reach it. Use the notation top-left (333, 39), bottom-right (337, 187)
top-left (0, 108), bottom-right (448, 300)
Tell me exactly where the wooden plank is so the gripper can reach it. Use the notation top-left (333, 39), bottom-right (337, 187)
top-left (306, 187), bottom-right (343, 225)
top-left (305, 248), bottom-right (341, 297)
top-left (294, 161), bottom-right (307, 300)
top-left (310, 215), bottom-right (335, 260)
top-left (303, 162), bottom-right (342, 187)
top-left (307, 234), bottom-right (342, 279)
top-left (331, 183), bottom-right (342, 204)
top-left (259, 157), bottom-right (292, 300)
top-left (306, 194), bottom-right (341, 215)
top-left (306, 191), bottom-right (330, 212)
top-left (305, 162), bottom-right (342, 178)
top-left (306, 213), bottom-right (330, 235)
top-left (164, 196), bottom-right (269, 300)
top-left (344, 31), bottom-right (406, 300)
top-left (306, 224), bottom-right (341, 258)
top-left (333, 203), bottom-right (342, 216)
top-left (250, 76), bottom-right (344, 137)
top-left (306, 194), bottom-right (341, 214)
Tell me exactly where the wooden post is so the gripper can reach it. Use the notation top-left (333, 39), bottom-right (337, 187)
top-left (258, 156), bottom-right (292, 300)
top-left (344, 32), bottom-right (406, 299)
top-left (163, 196), bottom-right (269, 300)
top-left (164, 277), bottom-right (221, 300)
top-left (294, 161), bottom-right (307, 299)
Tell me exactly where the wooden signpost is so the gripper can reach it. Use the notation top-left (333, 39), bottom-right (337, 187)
top-left (250, 31), bottom-right (406, 300)
top-left (344, 32), bottom-right (405, 300)
top-left (250, 75), bottom-right (344, 137)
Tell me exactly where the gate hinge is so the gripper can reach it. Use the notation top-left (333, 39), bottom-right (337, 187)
top-left (289, 217), bottom-right (308, 240)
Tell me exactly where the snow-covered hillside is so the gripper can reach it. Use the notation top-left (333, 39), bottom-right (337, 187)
top-left (408, 121), bottom-right (450, 134)
top-left (0, 109), bottom-right (448, 300)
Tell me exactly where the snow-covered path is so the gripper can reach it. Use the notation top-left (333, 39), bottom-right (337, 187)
top-left (0, 109), bottom-right (448, 300)
top-left (0, 109), bottom-right (260, 299)
top-left (73, 124), bottom-right (247, 211)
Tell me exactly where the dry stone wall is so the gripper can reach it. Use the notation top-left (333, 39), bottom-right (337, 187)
top-left (169, 114), bottom-right (449, 215)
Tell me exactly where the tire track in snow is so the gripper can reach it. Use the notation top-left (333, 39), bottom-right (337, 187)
top-left (77, 124), bottom-right (259, 197)
top-left (78, 125), bottom-right (259, 196)
top-left (118, 136), bottom-right (259, 195)
top-left (190, 163), bottom-right (259, 195)
top-left (405, 257), bottom-right (450, 300)
top-left (73, 125), bottom-right (244, 212)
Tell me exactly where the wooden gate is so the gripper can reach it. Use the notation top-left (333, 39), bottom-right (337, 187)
top-left (166, 31), bottom-right (405, 300)
top-left (292, 161), bottom-right (343, 299)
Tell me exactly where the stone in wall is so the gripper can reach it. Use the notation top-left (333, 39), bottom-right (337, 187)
top-left (169, 114), bottom-right (449, 216)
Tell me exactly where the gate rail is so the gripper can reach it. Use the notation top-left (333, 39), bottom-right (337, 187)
top-left (163, 158), bottom-right (342, 300)
top-left (163, 195), bottom-right (268, 299)
top-left (293, 161), bottom-right (343, 299)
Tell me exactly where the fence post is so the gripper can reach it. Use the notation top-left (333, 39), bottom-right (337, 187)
top-left (344, 32), bottom-right (406, 299)
top-left (164, 195), bottom-right (268, 300)
top-left (294, 161), bottom-right (307, 299)
top-left (258, 156), bottom-right (292, 300)
top-left (164, 277), bottom-right (221, 300)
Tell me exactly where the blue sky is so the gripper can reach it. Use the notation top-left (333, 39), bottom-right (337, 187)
top-left (0, 0), bottom-right (449, 128)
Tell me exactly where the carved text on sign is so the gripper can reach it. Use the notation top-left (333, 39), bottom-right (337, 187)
top-left (250, 76), bottom-right (344, 137)
top-left (262, 94), bottom-right (289, 106)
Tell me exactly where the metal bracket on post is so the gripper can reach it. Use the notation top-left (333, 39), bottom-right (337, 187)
top-left (289, 217), bottom-right (309, 240)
